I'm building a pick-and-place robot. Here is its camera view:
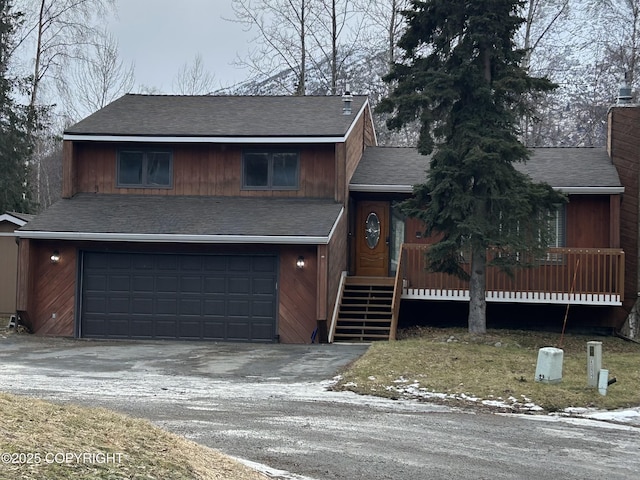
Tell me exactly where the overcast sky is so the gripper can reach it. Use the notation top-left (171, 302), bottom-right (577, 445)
top-left (108, 0), bottom-right (253, 93)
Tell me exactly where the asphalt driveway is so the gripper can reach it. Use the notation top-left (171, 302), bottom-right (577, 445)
top-left (1, 333), bottom-right (639, 480)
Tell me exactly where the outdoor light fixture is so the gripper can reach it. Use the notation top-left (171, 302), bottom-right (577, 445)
top-left (296, 255), bottom-right (305, 269)
top-left (50, 250), bottom-right (60, 264)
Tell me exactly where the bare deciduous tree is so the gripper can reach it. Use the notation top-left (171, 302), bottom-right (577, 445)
top-left (59, 28), bottom-right (134, 121)
top-left (230, 0), bottom-right (312, 95)
top-left (15, 0), bottom-right (115, 108)
top-left (173, 53), bottom-right (215, 95)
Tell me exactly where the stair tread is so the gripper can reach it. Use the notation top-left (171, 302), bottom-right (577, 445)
top-left (334, 333), bottom-right (389, 341)
top-left (335, 326), bottom-right (391, 331)
top-left (337, 317), bottom-right (391, 321)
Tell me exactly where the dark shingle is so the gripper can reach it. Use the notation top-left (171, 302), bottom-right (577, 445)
top-left (20, 194), bottom-right (343, 238)
top-left (350, 146), bottom-right (622, 189)
top-left (64, 94), bottom-right (368, 138)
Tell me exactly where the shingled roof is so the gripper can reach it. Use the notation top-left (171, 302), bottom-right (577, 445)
top-left (19, 194), bottom-right (344, 244)
top-left (64, 94), bottom-right (369, 139)
top-left (350, 146), bottom-right (623, 193)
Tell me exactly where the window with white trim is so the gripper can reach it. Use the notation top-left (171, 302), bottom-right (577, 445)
top-left (117, 149), bottom-right (172, 188)
top-left (547, 204), bottom-right (567, 248)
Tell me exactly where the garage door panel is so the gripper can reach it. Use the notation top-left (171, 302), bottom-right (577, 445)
top-left (84, 274), bottom-right (107, 291)
top-left (132, 256), bottom-right (154, 270)
top-left (133, 275), bottom-right (154, 292)
top-left (83, 296), bottom-right (106, 314)
top-left (81, 252), bottom-right (277, 342)
top-left (252, 300), bottom-right (276, 317)
top-left (227, 322), bottom-right (250, 340)
top-left (181, 276), bottom-right (202, 293)
top-left (229, 257), bottom-right (251, 271)
top-left (108, 318), bottom-right (133, 337)
top-left (253, 256), bottom-right (276, 272)
top-left (204, 277), bottom-right (226, 293)
top-left (229, 278), bottom-right (250, 294)
top-left (108, 275), bottom-right (130, 291)
top-left (109, 255), bottom-right (132, 269)
top-left (156, 256), bottom-right (178, 270)
top-left (156, 298), bottom-right (178, 315)
top-left (155, 320), bottom-right (178, 338)
top-left (252, 323), bottom-right (275, 341)
top-left (132, 297), bottom-right (153, 314)
top-left (130, 317), bottom-right (154, 337)
top-left (202, 321), bottom-right (226, 340)
top-left (181, 256), bottom-right (204, 271)
top-left (228, 299), bottom-right (250, 316)
top-left (179, 298), bottom-right (202, 315)
top-left (254, 278), bottom-right (276, 294)
top-left (108, 297), bottom-right (131, 314)
top-left (157, 275), bottom-right (179, 292)
top-left (179, 321), bottom-right (202, 338)
top-left (203, 257), bottom-right (227, 271)
top-left (203, 299), bottom-right (225, 315)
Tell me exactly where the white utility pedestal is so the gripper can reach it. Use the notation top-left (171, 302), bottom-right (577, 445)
top-left (535, 347), bottom-right (564, 384)
top-left (598, 369), bottom-right (609, 396)
top-left (587, 341), bottom-right (602, 388)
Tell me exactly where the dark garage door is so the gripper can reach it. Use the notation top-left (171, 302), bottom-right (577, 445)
top-left (80, 252), bottom-right (278, 342)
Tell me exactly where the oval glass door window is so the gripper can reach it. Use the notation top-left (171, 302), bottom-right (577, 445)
top-left (365, 212), bottom-right (381, 249)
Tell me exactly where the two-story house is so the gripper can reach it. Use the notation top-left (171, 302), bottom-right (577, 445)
top-left (14, 94), bottom-right (639, 343)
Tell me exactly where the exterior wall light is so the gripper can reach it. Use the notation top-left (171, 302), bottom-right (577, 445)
top-left (296, 256), bottom-right (305, 269)
top-left (50, 250), bottom-right (60, 264)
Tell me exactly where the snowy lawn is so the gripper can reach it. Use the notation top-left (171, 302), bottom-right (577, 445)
top-left (332, 327), bottom-right (640, 412)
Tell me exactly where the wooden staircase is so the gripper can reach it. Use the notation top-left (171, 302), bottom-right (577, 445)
top-left (332, 276), bottom-right (395, 342)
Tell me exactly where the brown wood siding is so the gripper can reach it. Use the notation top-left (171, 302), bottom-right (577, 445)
top-left (62, 141), bottom-right (75, 198)
top-left (610, 194), bottom-right (621, 248)
top-left (326, 209), bottom-right (348, 319)
top-left (566, 195), bottom-right (610, 248)
top-left (278, 247), bottom-right (318, 344)
top-left (27, 242), bottom-right (77, 336)
top-left (610, 106), bottom-right (640, 307)
top-left (74, 143), bottom-right (336, 198)
top-left (404, 195), bottom-right (613, 249)
top-left (316, 245), bottom-right (328, 321)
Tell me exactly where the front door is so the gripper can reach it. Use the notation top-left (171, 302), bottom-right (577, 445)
top-left (355, 200), bottom-right (390, 276)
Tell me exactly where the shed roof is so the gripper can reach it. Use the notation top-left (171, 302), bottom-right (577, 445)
top-left (350, 147), bottom-right (623, 193)
top-left (64, 94), bottom-right (369, 139)
top-left (18, 194), bottom-right (344, 244)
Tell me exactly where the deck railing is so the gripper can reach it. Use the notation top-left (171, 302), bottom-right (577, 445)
top-left (400, 244), bottom-right (625, 305)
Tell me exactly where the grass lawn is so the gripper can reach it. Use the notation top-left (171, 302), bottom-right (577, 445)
top-left (333, 327), bottom-right (640, 412)
top-left (0, 393), bottom-right (265, 480)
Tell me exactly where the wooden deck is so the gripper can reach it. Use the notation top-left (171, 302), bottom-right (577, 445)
top-left (399, 245), bottom-right (625, 306)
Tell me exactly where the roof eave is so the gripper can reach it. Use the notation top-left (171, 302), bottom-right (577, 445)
top-left (554, 186), bottom-right (624, 194)
top-left (16, 231), bottom-right (333, 245)
top-left (0, 213), bottom-right (28, 226)
top-left (62, 134), bottom-right (348, 144)
top-left (349, 184), bottom-right (414, 193)
top-left (348, 185), bottom-right (624, 195)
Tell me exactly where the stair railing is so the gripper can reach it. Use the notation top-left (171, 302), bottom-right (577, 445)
top-left (389, 244), bottom-right (406, 341)
top-left (328, 271), bottom-right (348, 343)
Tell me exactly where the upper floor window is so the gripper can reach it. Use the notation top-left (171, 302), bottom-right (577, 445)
top-left (243, 150), bottom-right (299, 190)
top-left (117, 149), bottom-right (172, 188)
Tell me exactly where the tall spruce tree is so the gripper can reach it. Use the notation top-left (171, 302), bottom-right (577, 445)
top-left (378, 0), bottom-right (566, 334)
top-left (0, 0), bottom-right (34, 213)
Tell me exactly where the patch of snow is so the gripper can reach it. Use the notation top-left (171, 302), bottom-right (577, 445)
top-left (232, 456), bottom-right (321, 480)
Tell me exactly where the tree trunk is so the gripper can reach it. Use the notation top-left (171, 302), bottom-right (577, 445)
top-left (468, 244), bottom-right (487, 334)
